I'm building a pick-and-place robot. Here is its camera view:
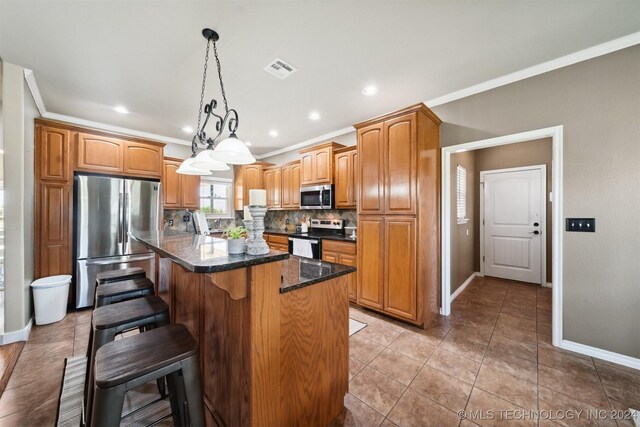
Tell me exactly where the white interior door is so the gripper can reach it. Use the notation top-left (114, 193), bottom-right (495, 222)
top-left (482, 166), bottom-right (545, 284)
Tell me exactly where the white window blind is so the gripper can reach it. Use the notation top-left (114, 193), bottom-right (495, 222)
top-left (456, 165), bottom-right (467, 222)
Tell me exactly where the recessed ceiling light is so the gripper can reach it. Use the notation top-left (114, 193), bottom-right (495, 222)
top-left (361, 85), bottom-right (378, 96)
top-left (308, 111), bottom-right (321, 121)
top-left (113, 105), bottom-right (130, 114)
top-left (182, 126), bottom-right (194, 133)
top-left (268, 130), bottom-right (279, 137)
top-left (245, 141), bottom-right (252, 146)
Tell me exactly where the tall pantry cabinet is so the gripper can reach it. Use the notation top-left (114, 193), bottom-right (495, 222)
top-left (355, 104), bottom-right (441, 327)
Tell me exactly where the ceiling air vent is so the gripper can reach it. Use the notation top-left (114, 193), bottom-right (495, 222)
top-left (263, 58), bottom-right (297, 79)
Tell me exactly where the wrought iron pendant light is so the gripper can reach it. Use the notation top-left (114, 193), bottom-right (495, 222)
top-left (178, 28), bottom-right (255, 174)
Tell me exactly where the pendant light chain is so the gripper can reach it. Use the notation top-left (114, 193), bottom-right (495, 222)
top-left (212, 39), bottom-right (229, 114)
top-left (196, 38), bottom-right (211, 136)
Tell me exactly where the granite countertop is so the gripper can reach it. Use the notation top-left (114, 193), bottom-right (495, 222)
top-left (280, 256), bottom-right (356, 293)
top-left (264, 228), bottom-right (357, 243)
top-left (130, 231), bottom-right (289, 274)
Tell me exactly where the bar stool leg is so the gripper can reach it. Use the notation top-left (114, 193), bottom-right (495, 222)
top-left (86, 328), bottom-right (117, 426)
top-left (180, 354), bottom-right (205, 427)
top-left (166, 371), bottom-right (186, 426)
top-left (91, 385), bottom-right (125, 427)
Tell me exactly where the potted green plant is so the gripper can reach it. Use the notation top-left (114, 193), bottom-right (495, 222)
top-left (223, 225), bottom-right (247, 254)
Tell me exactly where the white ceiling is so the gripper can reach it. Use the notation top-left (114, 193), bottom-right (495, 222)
top-left (1, 1), bottom-right (639, 155)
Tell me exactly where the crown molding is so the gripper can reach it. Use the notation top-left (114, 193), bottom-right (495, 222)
top-left (254, 126), bottom-right (355, 159)
top-left (23, 69), bottom-right (47, 116)
top-left (425, 31), bottom-right (640, 108)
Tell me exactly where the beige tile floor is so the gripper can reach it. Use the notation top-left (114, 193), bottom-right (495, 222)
top-left (0, 276), bottom-right (639, 426)
top-left (340, 276), bottom-right (640, 427)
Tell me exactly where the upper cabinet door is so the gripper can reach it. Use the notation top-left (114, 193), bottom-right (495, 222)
top-left (300, 153), bottom-right (314, 185)
top-left (357, 123), bottom-right (384, 214)
top-left (76, 133), bottom-right (124, 173)
top-left (272, 168), bottom-right (282, 208)
top-left (242, 164), bottom-right (264, 205)
top-left (313, 148), bottom-right (331, 184)
top-left (162, 160), bottom-right (181, 208)
top-left (181, 174), bottom-right (201, 209)
top-left (281, 165), bottom-right (292, 208)
top-left (124, 141), bottom-right (163, 177)
top-left (384, 113), bottom-right (417, 215)
top-left (351, 151), bottom-right (358, 207)
top-left (263, 169), bottom-right (274, 208)
top-left (38, 125), bottom-right (71, 182)
top-left (291, 163), bottom-right (301, 208)
top-left (334, 150), bottom-right (355, 209)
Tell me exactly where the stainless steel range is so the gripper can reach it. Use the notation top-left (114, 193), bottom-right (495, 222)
top-left (288, 219), bottom-right (344, 259)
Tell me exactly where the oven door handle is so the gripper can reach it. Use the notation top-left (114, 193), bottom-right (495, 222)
top-left (288, 238), bottom-right (319, 244)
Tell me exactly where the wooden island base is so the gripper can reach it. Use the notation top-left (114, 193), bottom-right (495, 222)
top-left (157, 258), bottom-right (349, 427)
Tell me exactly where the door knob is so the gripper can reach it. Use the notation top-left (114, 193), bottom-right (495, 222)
top-left (528, 230), bottom-right (540, 235)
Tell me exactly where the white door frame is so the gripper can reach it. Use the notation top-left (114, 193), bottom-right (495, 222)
top-left (441, 125), bottom-right (563, 347)
top-left (479, 164), bottom-right (547, 285)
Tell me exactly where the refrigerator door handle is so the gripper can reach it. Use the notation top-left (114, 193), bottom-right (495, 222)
top-left (86, 254), bottom-right (154, 266)
top-left (117, 192), bottom-right (123, 243)
top-left (123, 192), bottom-right (129, 244)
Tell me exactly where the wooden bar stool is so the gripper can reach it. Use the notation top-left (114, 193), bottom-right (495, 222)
top-left (95, 267), bottom-right (146, 286)
top-left (95, 277), bottom-right (155, 308)
top-left (85, 296), bottom-right (170, 426)
top-left (91, 324), bottom-right (204, 427)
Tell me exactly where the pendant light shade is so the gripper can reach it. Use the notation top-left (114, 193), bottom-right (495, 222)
top-left (177, 157), bottom-right (213, 175)
top-left (210, 133), bottom-right (256, 165)
top-left (190, 149), bottom-right (231, 171)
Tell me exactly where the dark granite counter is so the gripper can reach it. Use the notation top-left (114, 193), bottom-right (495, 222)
top-left (264, 228), bottom-right (357, 243)
top-left (130, 231), bottom-right (289, 273)
top-left (280, 256), bottom-right (356, 293)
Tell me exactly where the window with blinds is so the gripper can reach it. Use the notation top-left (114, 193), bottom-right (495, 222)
top-left (456, 165), bottom-right (468, 223)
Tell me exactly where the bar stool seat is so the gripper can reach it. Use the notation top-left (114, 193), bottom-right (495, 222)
top-left (85, 296), bottom-right (170, 425)
top-left (95, 277), bottom-right (155, 307)
top-left (91, 324), bottom-right (204, 426)
top-left (96, 267), bottom-right (146, 285)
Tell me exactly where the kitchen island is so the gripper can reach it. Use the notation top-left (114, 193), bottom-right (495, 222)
top-left (130, 231), bottom-right (355, 427)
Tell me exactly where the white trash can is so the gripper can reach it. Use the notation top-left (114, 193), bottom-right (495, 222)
top-left (31, 275), bottom-right (71, 325)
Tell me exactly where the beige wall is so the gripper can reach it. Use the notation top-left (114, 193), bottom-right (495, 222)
top-left (450, 151), bottom-right (476, 293)
top-left (475, 139), bottom-right (553, 282)
top-left (2, 61), bottom-right (38, 333)
top-left (434, 46), bottom-right (640, 358)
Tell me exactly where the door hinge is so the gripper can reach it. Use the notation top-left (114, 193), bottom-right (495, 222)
top-left (483, 256), bottom-right (485, 262)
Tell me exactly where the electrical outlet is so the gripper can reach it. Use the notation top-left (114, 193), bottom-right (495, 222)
top-left (566, 218), bottom-right (595, 232)
top-left (286, 219), bottom-right (290, 225)
top-left (168, 219), bottom-right (174, 226)
top-left (183, 214), bottom-right (190, 223)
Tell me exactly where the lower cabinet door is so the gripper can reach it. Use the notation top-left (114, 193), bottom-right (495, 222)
top-left (357, 216), bottom-right (384, 310)
top-left (340, 253), bottom-right (358, 302)
top-left (384, 217), bottom-right (417, 321)
top-left (321, 251), bottom-right (339, 264)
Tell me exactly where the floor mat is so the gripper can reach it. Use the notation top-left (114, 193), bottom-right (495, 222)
top-left (349, 318), bottom-right (367, 336)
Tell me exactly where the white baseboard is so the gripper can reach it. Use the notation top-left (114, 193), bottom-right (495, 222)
top-left (560, 339), bottom-right (640, 371)
top-left (543, 282), bottom-right (553, 288)
top-left (0, 317), bottom-right (33, 345)
top-left (451, 272), bottom-right (480, 302)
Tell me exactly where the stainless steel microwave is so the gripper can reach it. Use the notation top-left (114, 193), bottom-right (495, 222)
top-left (300, 184), bottom-right (333, 209)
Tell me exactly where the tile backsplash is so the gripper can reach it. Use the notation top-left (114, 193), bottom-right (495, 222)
top-left (164, 208), bottom-right (356, 233)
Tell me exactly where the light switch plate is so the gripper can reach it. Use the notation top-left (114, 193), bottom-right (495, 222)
top-left (566, 218), bottom-right (595, 232)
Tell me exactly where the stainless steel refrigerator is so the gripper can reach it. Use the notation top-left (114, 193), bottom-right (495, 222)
top-left (74, 174), bottom-right (160, 308)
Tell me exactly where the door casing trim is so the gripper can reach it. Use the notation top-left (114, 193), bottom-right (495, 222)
top-left (441, 125), bottom-right (563, 348)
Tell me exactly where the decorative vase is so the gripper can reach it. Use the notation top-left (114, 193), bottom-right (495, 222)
top-left (247, 205), bottom-right (270, 255)
top-left (227, 237), bottom-right (246, 255)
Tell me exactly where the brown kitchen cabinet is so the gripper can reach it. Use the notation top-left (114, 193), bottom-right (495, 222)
top-left (281, 161), bottom-right (301, 209)
top-left (263, 166), bottom-right (282, 209)
top-left (123, 140), bottom-right (163, 178)
top-left (37, 125), bottom-right (72, 182)
top-left (299, 142), bottom-right (344, 186)
top-left (334, 147), bottom-right (358, 209)
top-left (163, 157), bottom-right (200, 209)
top-left (34, 118), bottom-right (165, 302)
top-left (233, 162), bottom-right (272, 210)
top-left (354, 104), bottom-right (441, 326)
top-left (264, 233), bottom-right (289, 252)
top-left (322, 240), bottom-right (357, 302)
